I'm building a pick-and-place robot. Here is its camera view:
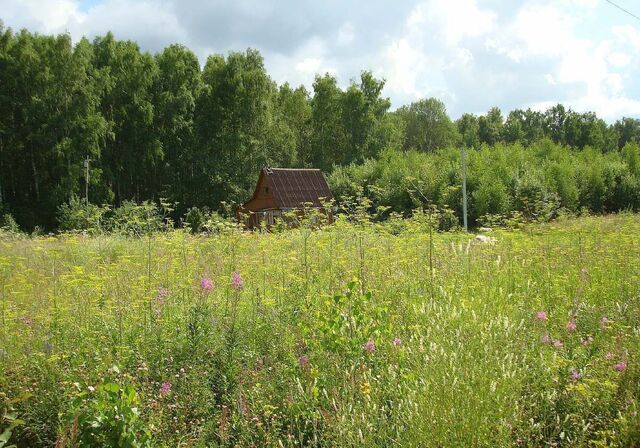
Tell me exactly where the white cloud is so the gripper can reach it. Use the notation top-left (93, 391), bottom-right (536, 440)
top-left (337, 22), bottom-right (355, 46)
top-left (0, 0), bottom-right (639, 120)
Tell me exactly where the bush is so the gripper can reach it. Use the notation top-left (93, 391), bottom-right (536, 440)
top-left (184, 207), bottom-right (204, 234)
top-left (59, 381), bottom-right (151, 448)
top-left (108, 201), bottom-right (165, 235)
top-left (0, 213), bottom-right (21, 234)
top-left (57, 197), bottom-right (110, 233)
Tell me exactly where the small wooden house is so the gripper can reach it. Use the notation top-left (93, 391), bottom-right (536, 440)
top-left (239, 167), bottom-right (334, 229)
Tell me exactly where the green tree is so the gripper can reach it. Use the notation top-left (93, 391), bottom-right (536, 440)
top-left (310, 73), bottom-right (347, 170)
top-left (456, 113), bottom-right (480, 148)
top-left (153, 44), bottom-right (202, 212)
top-left (400, 98), bottom-right (457, 152)
top-left (478, 107), bottom-right (504, 146)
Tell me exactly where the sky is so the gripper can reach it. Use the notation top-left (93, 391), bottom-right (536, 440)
top-left (1, 0), bottom-right (640, 121)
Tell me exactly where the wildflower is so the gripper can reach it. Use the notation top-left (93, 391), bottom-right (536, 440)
top-left (87, 385), bottom-right (95, 392)
top-left (363, 338), bottom-right (376, 354)
top-left (298, 355), bottom-right (309, 368)
top-left (581, 335), bottom-right (593, 346)
top-left (553, 339), bottom-right (563, 349)
top-left (541, 334), bottom-right (551, 344)
top-left (360, 381), bottom-right (371, 395)
top-left (157, 287), bottom-right (169, 301)
top-left (570, 368), bottom-right (582, 381)
top-left (231, 271), bottom-right (243, 290)
top-left (154, 287), bottom-right (169, 317)
top-left (536, 311), bottom-right (548, 321)
top-left (200, 278), bottom-right (213, 292)
top-left (160, 382), bottom-right (172, 395)
top-left (600, 316), bottom-right (611, 329)
top-left (615, 362), bottom-right (627, 372)
top-left (19, 316), bottom-right (33, 326)
top-left (393, 337), bottom-right (402, 348)
top-left (566, 320), bottom-right (577, 332)
top-left (605, 352), bottom-right (614, 360)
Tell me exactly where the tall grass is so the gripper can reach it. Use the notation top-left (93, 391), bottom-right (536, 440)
top-left (1, 214), bottom-right (639, 447)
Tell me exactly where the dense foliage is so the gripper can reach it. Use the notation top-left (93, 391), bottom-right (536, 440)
top-left (330, 140), bottom-right (640, 225)
top-left (1, 24), bottom-right (640, 230)
top-left (1, 215), bottom-right (639, 446)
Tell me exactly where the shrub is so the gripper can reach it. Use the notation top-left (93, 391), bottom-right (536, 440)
top-left (0, 213), bottom-right (21, 234)
top-left (184, 207), bottom-right (204, 234)
top-left (57, 197), bottom-right (110, 233)
top-left (108, 201), bottom-right (164, 235)
top-left (59, 381), bottom-right (151, 448)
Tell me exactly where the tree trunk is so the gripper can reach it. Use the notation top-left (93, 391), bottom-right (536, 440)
top-left (30, 145), bottom-right (40, 201)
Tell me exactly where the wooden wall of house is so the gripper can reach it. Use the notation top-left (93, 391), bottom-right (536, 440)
top-left (242, 174), bottom-right (276, 212)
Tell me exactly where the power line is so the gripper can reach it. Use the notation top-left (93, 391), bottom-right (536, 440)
top-left (604, 0), bottom-right (640, 22)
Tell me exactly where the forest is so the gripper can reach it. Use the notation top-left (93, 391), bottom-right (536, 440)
top-left (1, 24), bottom-right (640, 231)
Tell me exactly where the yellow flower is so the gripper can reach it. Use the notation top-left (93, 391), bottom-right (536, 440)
top-left (360, 382), bottom-right (371, 396)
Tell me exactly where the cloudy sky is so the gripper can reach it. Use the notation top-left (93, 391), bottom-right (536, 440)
top-left (2, 0), bottom-right (640, 121)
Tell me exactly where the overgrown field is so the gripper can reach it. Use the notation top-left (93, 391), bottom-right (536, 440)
top-left (1, 215), bottom-right (640, 447)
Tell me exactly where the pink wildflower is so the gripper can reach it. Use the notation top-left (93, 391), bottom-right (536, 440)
top-left (605, 351), bottom-right (614, 360)
top-left (231, 271), bottom-right (244, 290)
top-left (160, 382), bottom-right (172, 395)
top-left (298, 355), bottom-right (309, 367)
top-left (157, 287), bottom-right (169, 301)
top-left (393, 337), bottom-right (402, 348)
top-left (615, 362), bottom-right (627, 372)
top-left (600, 316), bottom-right (611, 329)
top-left (154, 287), bottom-right (169, 317)
top-left (363, 338), bottom-right (376, 354)
top-left (570, 368), bottom-right (582, 381)
top-left (536, 311), bottom-right (548, 321)
top-left (200, 278), bottom-right (213, 291)
top-left (541, 334), bottom-right (551, 344)
top-left (19, 316), bottom-right (33, 326)
top-left (566, 320), bottom-right (577, 332)
top-left (553, 339), bottom-right (563, 349)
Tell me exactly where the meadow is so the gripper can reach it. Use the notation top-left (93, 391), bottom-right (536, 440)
top-left (1, 214), bottom-right (639, 447)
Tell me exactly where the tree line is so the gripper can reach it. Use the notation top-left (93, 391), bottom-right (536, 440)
top-left (1, 24), bottom-right (639, 230)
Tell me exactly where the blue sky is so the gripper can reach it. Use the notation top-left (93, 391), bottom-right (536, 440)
top-left (1, 0), bottom-right (639, 121)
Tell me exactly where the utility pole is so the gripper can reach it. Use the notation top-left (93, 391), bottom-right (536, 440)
top-left (462, 147), bottom-right (468, 232)
top-left (84, 156), bottom-right (91, 205)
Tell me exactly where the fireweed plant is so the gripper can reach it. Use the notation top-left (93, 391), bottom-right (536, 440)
top-left (0, 214), bottom-right (639, 447)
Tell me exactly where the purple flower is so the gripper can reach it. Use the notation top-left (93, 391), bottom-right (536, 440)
top-left (600, 316), bottom-right (611, 329)
top-left (615, 362), bottom-right (627, 372)
top-left (605, 351), bottom-right (614, 360)
top-left (200, 278), bottom-right (213, 292)
top-left (393, 337), bottom-right (402, 348)
top-left (298, 355), bottom-right (309, 367)
top-left (566, 320), bottom-right (577, 332)
top-left (536, 311), bottom-right (548, 321)
top-left (570, 368), bottom-right (582, 381)
top-left (231, 271), bottom-right (244, 290)
top-left (541, 334), bottom-right (551, 344)
top-left (363, 338), bottom-right (376, 354)
top-left (160, 382), bottom-right (172, 395)
top-left (553, 339), bottom-right (563, 349)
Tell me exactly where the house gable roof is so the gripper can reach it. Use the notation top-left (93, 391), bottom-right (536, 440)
top-left (244, 168), bottom-right (333, 209)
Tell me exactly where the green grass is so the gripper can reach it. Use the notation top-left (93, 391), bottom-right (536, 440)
top-left (1, 214), bottom-right (640, 447)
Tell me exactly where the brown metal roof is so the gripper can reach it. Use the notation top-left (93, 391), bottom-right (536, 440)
top-left (264, 168), bottom-right (333, 208)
